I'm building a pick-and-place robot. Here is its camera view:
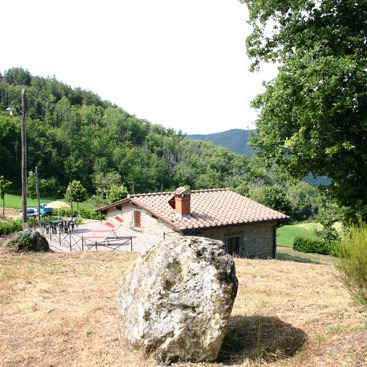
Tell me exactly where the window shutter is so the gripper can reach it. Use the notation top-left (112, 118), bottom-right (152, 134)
top-left (134, 211), bottom-right (141, 228)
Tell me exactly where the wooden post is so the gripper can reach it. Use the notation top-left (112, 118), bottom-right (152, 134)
top-left (35, 166), bottom-right (40, 222)
top-left (21, 89), bottom-right (28, 230)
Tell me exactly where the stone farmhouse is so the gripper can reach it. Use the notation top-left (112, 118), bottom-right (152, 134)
top-left (97, 187), bottom-right (290, 258)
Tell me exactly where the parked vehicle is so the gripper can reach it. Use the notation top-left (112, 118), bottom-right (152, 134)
top-left (19, 208), bottom-right (38, 218)
top-left (39, 203), bottom-right (54, 216)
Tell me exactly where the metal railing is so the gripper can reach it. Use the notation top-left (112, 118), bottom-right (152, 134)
top-left (39, 221), bottom-right (133, 252)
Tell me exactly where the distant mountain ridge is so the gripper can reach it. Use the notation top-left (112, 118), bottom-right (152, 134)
top-left (189, 129), bottom-right (254, 156)
top-left (189, 129), bottom-right (330, 186)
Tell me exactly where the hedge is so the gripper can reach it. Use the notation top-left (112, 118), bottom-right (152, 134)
top-left (0, 219), bottom-right (22, 236)
top-left (293, 236), bottom-right (335, 256)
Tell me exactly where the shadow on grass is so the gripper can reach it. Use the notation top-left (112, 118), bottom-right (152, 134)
top-left (218, 315), bottom-right (307, 365)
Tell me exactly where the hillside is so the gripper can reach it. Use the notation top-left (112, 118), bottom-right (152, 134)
top-left (190, 129), bottom-right (331, 186)
top-left (189, 129), bottom-right (254, 156)
top-left (0, 68), bottom-right (251, 197)
top-left (1, 247), bottom-right (365, 366)
top-left (0, 68), bottom-right (328, 218)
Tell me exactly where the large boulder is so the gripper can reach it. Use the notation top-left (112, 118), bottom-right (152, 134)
top-left (118, 236), bottom-right (238, 365)
top-left (6, 229), bottom-right (50, 252)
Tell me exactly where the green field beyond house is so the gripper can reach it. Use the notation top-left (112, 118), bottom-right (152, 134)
top-left (277, 222), bottom-right (322, 248)
top-left (4, 194), bottom-right (49, 209)
top-left (4, 194), bottom-right (96, 211)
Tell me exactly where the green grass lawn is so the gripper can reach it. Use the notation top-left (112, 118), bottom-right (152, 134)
top-left (4, 194), bottom-right (95, 211)
top-left (277, 222), bottom-right (322, 248)
top-left (4, 194), bottom-right (46, 209)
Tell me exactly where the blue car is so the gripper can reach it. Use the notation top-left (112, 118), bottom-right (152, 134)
top-left (39, 203), bottom-right (54, 216)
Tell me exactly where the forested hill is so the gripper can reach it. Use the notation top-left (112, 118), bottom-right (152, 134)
top-left (189, 129), bottom-right (330, 187)
top-left (189, 129), bottom-right (254, 156)
top-left (0, 68), bottom-right (253, 198)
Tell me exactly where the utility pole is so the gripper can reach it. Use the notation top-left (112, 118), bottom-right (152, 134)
top-left (35, 166), bottom-right (40, 222)
top-left (21, 89), bottom-right (28, 230)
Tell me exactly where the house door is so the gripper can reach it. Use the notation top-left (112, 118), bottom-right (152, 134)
top-left (226, 236), bottom-right (240, 256)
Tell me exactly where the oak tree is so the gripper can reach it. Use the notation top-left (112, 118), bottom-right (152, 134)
top-left (243, 0), bottom-right (367, 215)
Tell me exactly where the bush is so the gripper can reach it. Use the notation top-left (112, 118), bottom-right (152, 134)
top-left (0, 219), bottom-right (22, 236)
top-left (54, 209), bottom-right (105, 221)
top-left (293, 236), bottom-right (335, 255)
top-left (335, 223), bottom-right (367, 310)
top-left (80, 209), bottom-right (105, 220)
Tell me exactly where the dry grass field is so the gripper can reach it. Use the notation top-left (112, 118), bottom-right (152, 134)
top-left (0, 245), bottom-right (366, 367)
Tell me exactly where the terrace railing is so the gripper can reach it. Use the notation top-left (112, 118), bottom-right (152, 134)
top-left (39, 222), bottom-right (133, 252)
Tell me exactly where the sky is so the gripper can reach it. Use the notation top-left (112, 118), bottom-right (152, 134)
top-left (1, 0), bottom-right (277, 135)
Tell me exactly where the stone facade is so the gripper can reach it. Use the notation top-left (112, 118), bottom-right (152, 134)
top-left (195, 223), bottom-right (276, 258)
top-left (106, 204), bottom-right (276, 258)
top-left (107, 203), bottom-right (179, 239)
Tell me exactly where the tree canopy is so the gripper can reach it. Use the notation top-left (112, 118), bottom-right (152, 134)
top-left (0, 67), bottom-right (327, 220)
top-left (243, 0), bottom-right (367, 217)
top-left (0, 68), bottom-right (252, 198)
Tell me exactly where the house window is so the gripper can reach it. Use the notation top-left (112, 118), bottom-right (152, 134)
top-left (226, 237), bottom-right (240, 256)
top-left (224, 232), bottom-right (246, 257)
top-left (134, 210), bottom-right (141, 228)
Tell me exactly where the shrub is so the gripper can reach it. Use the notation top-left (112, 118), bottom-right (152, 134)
top-left (293, 236), bottom-right (335, 255)
top-left (27, 217), bottom-right (39, 228)
top-left (54, 209), bottom-right (105, 221)
top-left (0, 219), bottom-right (22, 236)
top-left (335, 223), bottom-right (367, 309)
top-left (80, 210), bottom-right (105, 220)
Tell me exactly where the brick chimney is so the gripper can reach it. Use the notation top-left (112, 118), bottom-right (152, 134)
top-left (168, 187), bottom-right (191, 218)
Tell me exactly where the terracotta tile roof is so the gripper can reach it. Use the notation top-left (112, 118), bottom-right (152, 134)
top-left (99, 188), bottom-right (290, 232)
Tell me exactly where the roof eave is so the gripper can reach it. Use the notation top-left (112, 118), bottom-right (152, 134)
top-left (97, 198), bottom-right (130, 212)
top-left (130, 198), bottom-right (183, 232)
top-left (180, 216), bottom-right (291, 232)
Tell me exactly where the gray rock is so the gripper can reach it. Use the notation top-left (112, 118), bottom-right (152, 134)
top-left (118, 236), bottom-right (238, 365)
top-left (6, 229), bottom-right (49, 252)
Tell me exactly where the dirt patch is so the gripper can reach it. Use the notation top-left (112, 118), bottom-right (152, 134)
top-left (0, 208), bottom-right (20, 221)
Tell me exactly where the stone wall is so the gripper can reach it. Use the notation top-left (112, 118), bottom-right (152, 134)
top-left (106, 205), bottom-right (179, 238)
top-left (195, 222), bottom-right (276, 258)
top-left (106, 206), bottom-right (277, 258)
top-left (133, 207), bottom-right (178, 237)
top-left (105, 205), bottom-right (130, 228)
